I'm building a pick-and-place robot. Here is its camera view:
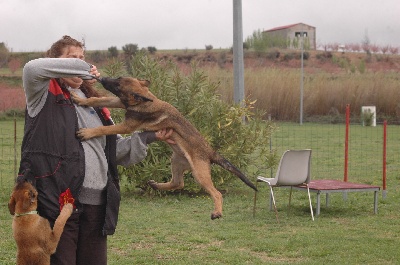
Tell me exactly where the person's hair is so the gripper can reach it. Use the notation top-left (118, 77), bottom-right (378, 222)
top-left (46, 35), bottom-right (85, 58)
top-left (48, 36), bottom-right (100, 97)
top-left (80, 81), bottom-right (100, 98)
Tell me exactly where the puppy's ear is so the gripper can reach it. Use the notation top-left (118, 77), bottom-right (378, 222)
top-left (138, 79), bottom-right (150, 87)
top-left (8, 194), bottom-right (16, 215)
top-left (22, 190), bottom-right (35, 210)
top-left (29, 189), bottom-right (36, 204)
top-left (131, 92), bottom-right (153, 103)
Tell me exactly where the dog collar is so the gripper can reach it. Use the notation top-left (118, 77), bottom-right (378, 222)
top-left (14, 211), bottom-right (38, 217)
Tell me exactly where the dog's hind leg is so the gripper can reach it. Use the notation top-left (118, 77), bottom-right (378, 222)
top-left (191, 160), bottom-right (223, 220)
top-left (148, 152), bottom-right (189, 191)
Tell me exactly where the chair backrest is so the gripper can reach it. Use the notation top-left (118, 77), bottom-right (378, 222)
top-left (275, 149), bottom-right (312, 186)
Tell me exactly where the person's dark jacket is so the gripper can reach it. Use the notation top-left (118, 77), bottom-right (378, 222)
top-left (18, 79), bottom-right (120, 236)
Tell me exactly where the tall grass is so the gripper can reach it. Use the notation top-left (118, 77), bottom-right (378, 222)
top-left (2, 50), bottom-right (400, 122)
top-left (204, 66), bottom-right (400, 122)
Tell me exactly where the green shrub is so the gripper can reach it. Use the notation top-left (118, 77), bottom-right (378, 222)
top-left (88, 50), bottom-right (106, 63)
top-left (122, 43), bottom-right (138, 58)
top-left (147, 46), bottom-right (157, 54)
top-left (0, 109), bottom-right (25, 120)
top-left (104, 52), bottom-right (276, 193)
top-left (282, 51), bottom-right (309, 60)
top-left (217, 52), bottom-right (227, 68)
top-left (358, 59), bottom-right (366, 74)
top-left (349, 64), bottom-right (356, 74)
top-left (316, 51), bottom-right (332, 63)
top-left (361, 109), bottom-right (374, 126)
top-left (0, 42), bottom-right (9, 67)
top-left (107, 46), bottom-right (119, 58)
top-left (266, 49), bottom-right (280, 60)
top-left (283, 52), bottom-right (298, 61)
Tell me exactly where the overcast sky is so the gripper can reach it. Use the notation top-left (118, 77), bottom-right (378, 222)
top-left (1, 0), bottom-right (399, 52)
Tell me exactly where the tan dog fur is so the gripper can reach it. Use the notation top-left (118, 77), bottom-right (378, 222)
top-left (71, 77), bottom-right (257, 219)
top-left (8, 181), bottom-right (73, 265)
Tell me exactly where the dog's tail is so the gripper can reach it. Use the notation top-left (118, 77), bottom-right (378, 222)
top-left (213, 154), bottom-right (258, 191)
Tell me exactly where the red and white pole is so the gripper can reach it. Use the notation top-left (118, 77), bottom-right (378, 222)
top-left (344, 104), bottom-right (350, 182)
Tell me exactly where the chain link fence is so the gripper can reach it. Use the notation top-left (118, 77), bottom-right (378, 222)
top-left (0, 119), bottom-right (22, 201)
top-left (1, 113), bottom-right (400, 202)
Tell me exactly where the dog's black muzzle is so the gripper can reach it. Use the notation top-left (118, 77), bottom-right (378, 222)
top-left (95, 77), bottom-right (121, 96)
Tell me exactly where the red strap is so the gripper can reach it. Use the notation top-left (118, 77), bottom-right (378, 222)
top-left (49, 79), bottom-right (70, 99)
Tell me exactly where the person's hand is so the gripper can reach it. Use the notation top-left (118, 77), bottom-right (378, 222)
top-left (87, 64), bottom-right (101, 85)
top-left (155, 128), bottom-right (175, 144)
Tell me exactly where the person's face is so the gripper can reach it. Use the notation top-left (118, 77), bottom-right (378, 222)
top-left (59, 46), bottom-right (85, 89)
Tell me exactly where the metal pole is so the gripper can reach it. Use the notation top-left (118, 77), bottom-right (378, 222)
top-left (233, 0), bottom-right (245, 104)
top-left (268, 114), bottom-right (273, 178)
top-left (300, 30), bottom-right (304, 125)
top-left (382, 120), bottom-right (387, 198)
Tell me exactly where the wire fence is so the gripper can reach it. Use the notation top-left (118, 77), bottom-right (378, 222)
top-left (1, 113), bottom-right (400, 201)
top-left (270, 121), bottom-right (400, 188)
top-left (0, 119), bottom-right (22, 200)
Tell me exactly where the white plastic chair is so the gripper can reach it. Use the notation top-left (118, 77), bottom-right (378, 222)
top-left (253, 149), bottom-right (314, 222)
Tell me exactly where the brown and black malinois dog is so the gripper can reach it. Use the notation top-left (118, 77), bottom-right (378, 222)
top-left (71, 77), bottom-right (257, 219)
top-left (8, 179), bottom-right (73, 265)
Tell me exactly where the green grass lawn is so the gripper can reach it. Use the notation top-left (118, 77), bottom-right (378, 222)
top-left (1, 120), bottom-right (400, 264)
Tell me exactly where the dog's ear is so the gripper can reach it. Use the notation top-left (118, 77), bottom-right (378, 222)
top-left (29, 189), bottom-right (36, 204)
top-left (138, 79), bottom-right (150, 87)
top-left (131, 92), bottom-right (153, 103)
top-left (22, 189), bottom-right (36, 210)
top-left (8, 194), bottom-right (16, 215)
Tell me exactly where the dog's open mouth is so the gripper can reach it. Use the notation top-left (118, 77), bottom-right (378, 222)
top-left (97, 77), bottom-right (121, 96)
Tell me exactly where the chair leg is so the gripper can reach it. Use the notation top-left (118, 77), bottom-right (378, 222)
top-left (252, 181), bottom-right (259, 217)
top-left (307, 184), bottom-right (315, 221)
top-left (253, 190), bottom-right (257, 218)
top-left (288, 186), bottom-right (293, 209)
top-left (269, 186), bottom-right (279, 223)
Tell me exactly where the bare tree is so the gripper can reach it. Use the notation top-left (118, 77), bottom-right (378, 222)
top-left (389, 46), bottom-right (399, 55)
top-left (8, 57), bottom-right (21, 74)
top-left (370, 44), bottom-right (379, 54)
top-left (380, 45), bottom-right (389, 54)
top-left (361, 30), bottom-right (371, 54)
top-left (0, 42), bottom-right (9, 67)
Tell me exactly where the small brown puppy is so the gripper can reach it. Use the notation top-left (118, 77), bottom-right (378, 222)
top-left (71, 77), bottom-right (257, 219)
top-left (8, 181), bottom-right (73, 265)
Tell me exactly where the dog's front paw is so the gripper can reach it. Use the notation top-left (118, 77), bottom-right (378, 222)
top-left (76, 128), bottom-right (93, 141)
top-left (70, 91), bottom-right (88, 106)
top-left (61, 203), bottom-right (73, 216)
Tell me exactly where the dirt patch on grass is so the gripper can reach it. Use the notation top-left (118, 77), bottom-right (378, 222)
top-left (0, 82), bottom-right (25, 111)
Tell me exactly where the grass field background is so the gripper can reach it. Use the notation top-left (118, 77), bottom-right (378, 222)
top-left (1, 119), bottom-right (400, 264)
